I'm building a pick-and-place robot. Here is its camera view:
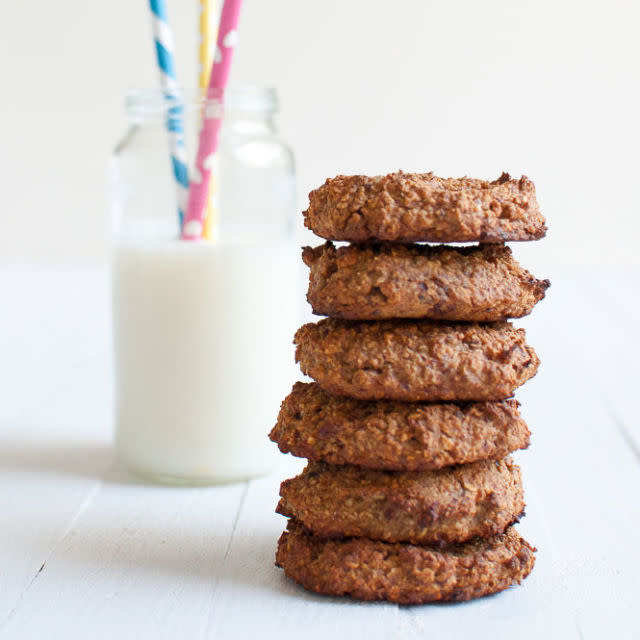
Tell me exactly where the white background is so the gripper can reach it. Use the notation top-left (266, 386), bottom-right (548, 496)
top-left (1, 0), bottom-right (638, 268)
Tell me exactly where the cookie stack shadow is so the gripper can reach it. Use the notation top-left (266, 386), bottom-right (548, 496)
top-left (270, 172), bottom-right (550, 604)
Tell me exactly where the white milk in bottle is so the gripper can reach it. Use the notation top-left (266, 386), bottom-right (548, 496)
top-left (110, 87), bottom-right (297, 483)
top-left (112, 239), bottom-right (297, 482)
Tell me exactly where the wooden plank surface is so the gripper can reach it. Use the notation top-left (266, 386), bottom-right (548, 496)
top-left (1, 268), bottom-right (638, 639)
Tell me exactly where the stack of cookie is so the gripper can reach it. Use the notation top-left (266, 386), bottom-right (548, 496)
top-left (270, 172), bottom-right (549, 604)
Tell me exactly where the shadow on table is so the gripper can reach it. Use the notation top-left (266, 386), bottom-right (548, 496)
top-left (0, 439), bottom-right (158, 486)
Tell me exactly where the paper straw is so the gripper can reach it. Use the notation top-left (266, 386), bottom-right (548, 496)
top-left (198, 0), bottom-right (219, 241)
top-left (198, 0), bottom-right (217, 88)
top-left (181, 0), bottom-right (243, 240)
top-left (148, 0), bottom-right (189, 229)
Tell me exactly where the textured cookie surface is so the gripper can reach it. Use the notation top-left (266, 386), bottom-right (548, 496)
top-left (277, 458), bottom-right (524, 545)
top-left (294, 318), bottom-right (539, 402)
top-left (271, 382), bottom-right (530, 470)
top-left (276, 521), bottom-right (536, 604)
top-left (303, 172), bottom-right (546, 243)
top-left (303, 242), bottom-right (550, 321)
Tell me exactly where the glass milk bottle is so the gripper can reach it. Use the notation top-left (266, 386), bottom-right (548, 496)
top-left (110, 87), bottom-right (297, 484)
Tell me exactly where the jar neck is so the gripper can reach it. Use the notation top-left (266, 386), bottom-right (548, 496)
top-left (124, 87), bottom-right (278, 128)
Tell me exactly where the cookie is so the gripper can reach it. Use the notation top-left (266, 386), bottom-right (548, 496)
top-left (294, 318), bottom-right (539, 402)
top-left (277, 458), bottom-right (524, 545)
top-left (303, 242), bottom-right (550, 321)
top-left (270, 382), bottom-right (530, 470)
top-left (303, 172), bottom-right (546, 244)
top-left (276, 520), bottom-right (536, 604)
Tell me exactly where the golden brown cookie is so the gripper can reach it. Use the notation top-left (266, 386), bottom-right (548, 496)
top-left (270, 382), bottom-right (530, 470)
top-left (276, 520), bottom-right (536, 604)
top-left (294, 318), bottom-right (539, 402)
top-left (303, 172), bottom-right (546, 244)
top-left (303, 242), bottom-right (550, 321)
top-left (277, 458), bottom-right (524, 545)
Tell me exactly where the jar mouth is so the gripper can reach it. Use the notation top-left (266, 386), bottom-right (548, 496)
top-left (125, 86), bottom-right (278, 119)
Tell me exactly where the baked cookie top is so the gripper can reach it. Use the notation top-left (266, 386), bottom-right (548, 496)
top-left (276, 521), bottom-right (536, 604)
top-left (303, 172), bottom-right (546, 243)
top-left (294, 318), bottom-right (540, 402)
top-left (270, 382), bottom-right (530, 470)
top-left (277, 458), bottom-right (524, 546)
top-left (303, 242), bottom-right (550, 321)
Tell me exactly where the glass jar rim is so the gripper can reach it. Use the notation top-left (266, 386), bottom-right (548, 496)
top-left (125, 85), bottom-right (278, 119)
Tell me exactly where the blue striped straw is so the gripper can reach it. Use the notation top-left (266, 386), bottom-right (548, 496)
top-left (149, 0), bottom-right (189, 229)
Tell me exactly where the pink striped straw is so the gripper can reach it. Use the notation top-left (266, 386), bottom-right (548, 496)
top-left (181, 0), bottom-right (243, 240)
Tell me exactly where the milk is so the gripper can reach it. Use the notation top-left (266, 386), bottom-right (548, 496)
top-left (112, 238), bottom-right (298, 483)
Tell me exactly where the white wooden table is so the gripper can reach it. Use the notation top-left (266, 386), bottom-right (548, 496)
top-left (1, 267), bottom-right (639, 639)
